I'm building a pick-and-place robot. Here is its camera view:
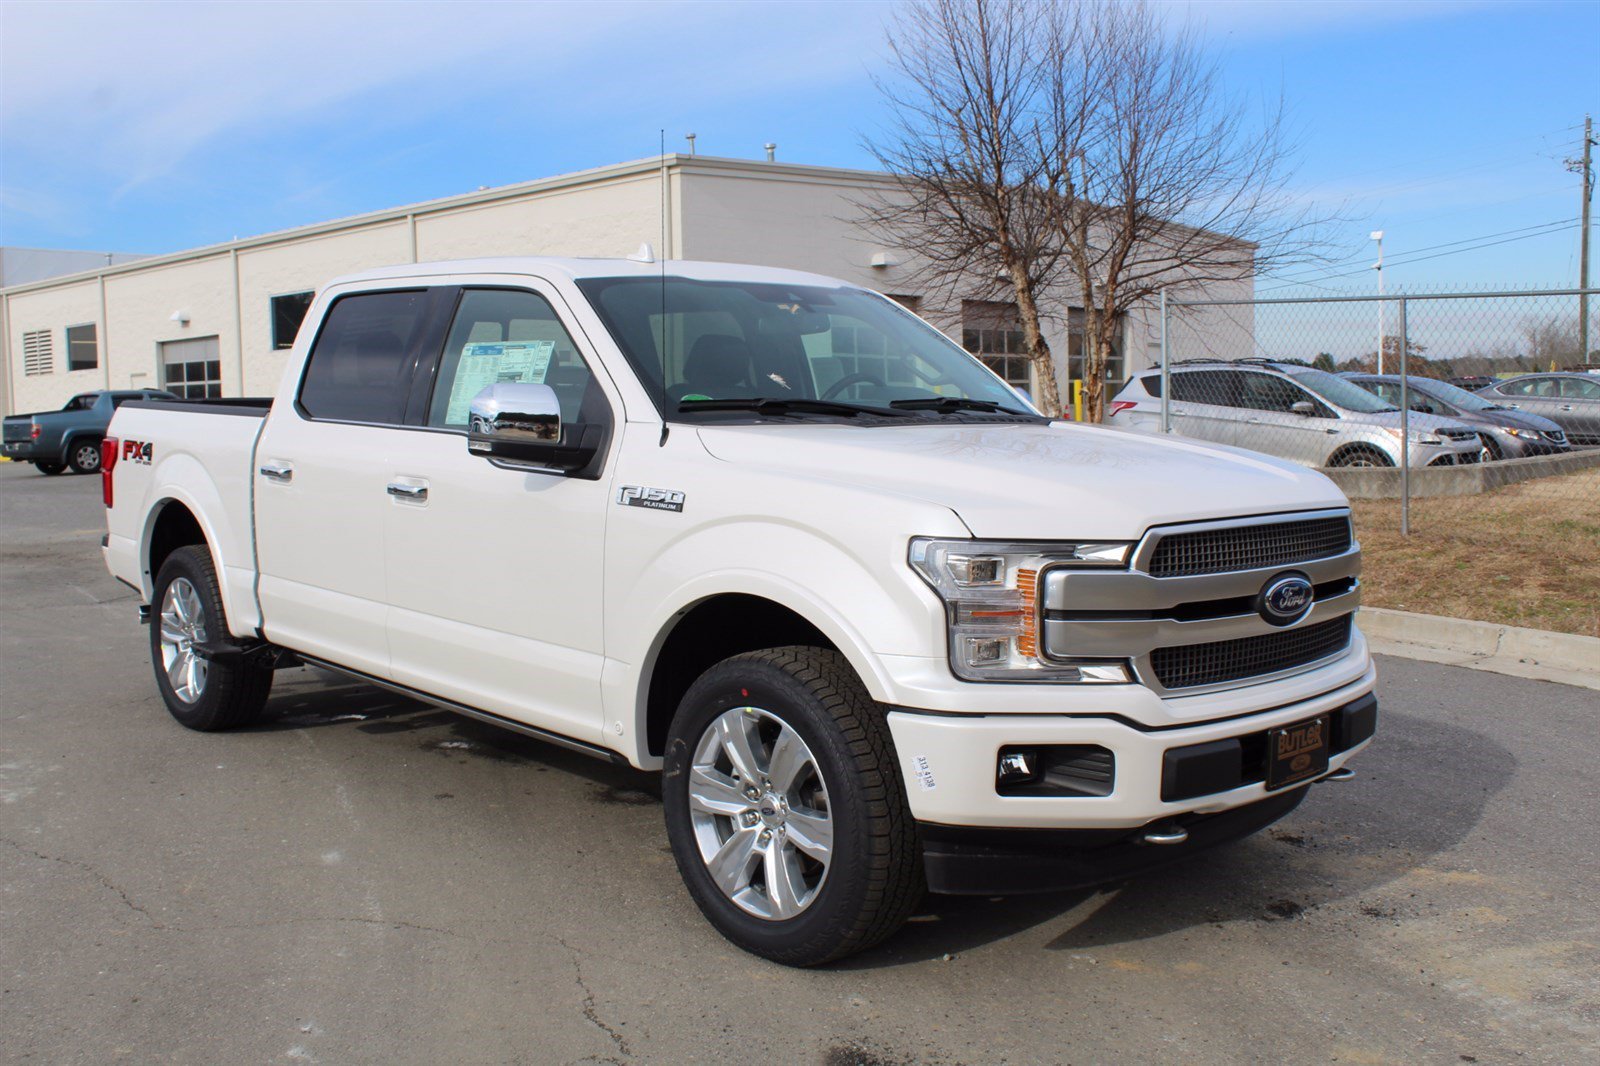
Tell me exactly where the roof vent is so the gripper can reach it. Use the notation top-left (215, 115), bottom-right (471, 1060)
top-left (764, 142), bottom-right (776, 162)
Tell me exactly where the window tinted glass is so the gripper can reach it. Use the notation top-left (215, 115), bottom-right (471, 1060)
top-left (577, 277), bottom-right (1028, 420)
top-left (272, 292), bottom-right (315, 350)
top-left (1238, 372), bottom-right (1311, 413)
top-left (1561, 376), bottom-right (1600, 399)
top-left (66, 324), bottom-right (98, 371)
top-left (1285, 367), bottom-right (1397, 412)
top-left (428, 288), bottom-right (608, 430)
top-left (1170, 370), bottom-right (1237, 406)
top-left (299, 291), bottom-right (428, 423)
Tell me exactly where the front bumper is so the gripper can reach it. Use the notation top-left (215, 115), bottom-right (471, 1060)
top-left (884, 663), bottom-right (1376, 831)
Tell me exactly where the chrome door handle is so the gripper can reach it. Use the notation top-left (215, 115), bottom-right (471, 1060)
top-left (387, 482), bottom-right (427, 501)
top-left (259, 463), bottom-right (293, 483)
top-left (1559, 404), bottom-right (1574, 411)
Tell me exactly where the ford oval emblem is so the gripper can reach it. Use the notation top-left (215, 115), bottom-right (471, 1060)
top-left (1257, 574), bottom-right (1314, 626)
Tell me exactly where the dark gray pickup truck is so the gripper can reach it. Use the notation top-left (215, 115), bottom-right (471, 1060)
top-left (3, 390), bottom-right (177, 475)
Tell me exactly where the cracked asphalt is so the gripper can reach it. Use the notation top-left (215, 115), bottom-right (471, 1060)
top-left (2, 460), bottom-right (1598, 1065)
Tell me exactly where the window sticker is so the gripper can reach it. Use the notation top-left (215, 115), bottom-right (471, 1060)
top-left (445, 340), bottom-right (556, 424)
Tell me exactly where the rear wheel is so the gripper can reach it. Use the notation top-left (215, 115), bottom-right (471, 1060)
top-left (68, 438), bottom-right (102, 474)
top-left (33, 462), bottom-right (64, 476)
top-left (663, 647), bottom-right (923, 966)
top-left (150, 545), bottom-right (273, 731)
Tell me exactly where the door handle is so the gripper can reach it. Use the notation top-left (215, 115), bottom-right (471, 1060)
top-left (1559, 404), bottom-right (1574, 411)
top-left (259, 463), bottom-right (293, 483)
top-left (387, 482), bottom-right (428, 501)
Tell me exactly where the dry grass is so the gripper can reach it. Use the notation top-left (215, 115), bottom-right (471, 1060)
top-left (1351, 467), bottom-right (1600, 638)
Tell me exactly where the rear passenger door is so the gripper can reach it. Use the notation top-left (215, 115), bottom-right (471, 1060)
top-left (1167, 369), bottom-right (1243, 446)
top-left (380, 284), bottom-right (619, 745)
top-left (254, 288), bottom-right (443, 678)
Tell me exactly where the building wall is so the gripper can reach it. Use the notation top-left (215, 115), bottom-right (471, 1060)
top-left (5, 279), bottom-right (105, 413)
top-left (102, 255), bottom-right (237, 394)
top-left (415, 171), bottom-right (674, 262)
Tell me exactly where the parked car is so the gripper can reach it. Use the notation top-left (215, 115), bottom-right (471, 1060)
top-left (100, 257), bottom-right (1376, 965)
top-left (2, 389), bottom-right (178, 474)
top-left (1107, 359), bottom-right (1484, 468)
top-left (1448, 375), bottom-right (1497, 392)
top-left (1343, 374), bottom-right (1569, 460)
top-left (1475, 373), bottom-right (1600, 446)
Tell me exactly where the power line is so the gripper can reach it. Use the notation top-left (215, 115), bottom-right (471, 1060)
top-left (1263, 217), bottom-right (1579, 286)
top-left (1259, 221), bottom-right (1580, 293)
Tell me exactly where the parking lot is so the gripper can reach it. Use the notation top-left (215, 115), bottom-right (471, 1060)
top-left (2, 460), bottom-right (1597, 1065)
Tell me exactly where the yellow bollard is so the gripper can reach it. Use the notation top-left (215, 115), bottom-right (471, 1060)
top-left (1071, 380), bottom-right (1083, 422)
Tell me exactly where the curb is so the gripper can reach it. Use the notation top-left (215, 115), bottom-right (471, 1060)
top-left (1360, 606), bottom-right (1600, 692)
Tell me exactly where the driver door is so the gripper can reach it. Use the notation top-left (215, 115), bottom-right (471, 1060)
top-left (381, 284), bottom-right (620, 744)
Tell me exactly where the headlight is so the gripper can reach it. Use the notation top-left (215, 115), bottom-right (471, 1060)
top-left (1382, 427), bottom-right (1443, 446)
top-left (909, 538), bottom-right (1135, 683)
top-left (1503, 427), bottom-right (1540, 441)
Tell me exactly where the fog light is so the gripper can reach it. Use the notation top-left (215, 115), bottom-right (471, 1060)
top-left (997, 749), bottom-right (1037, 784)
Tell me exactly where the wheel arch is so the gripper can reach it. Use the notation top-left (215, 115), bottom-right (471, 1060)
top-left (633, 590), bottom-right (889, 766)
top-left (1327, 441), bottom-right (1395, 467)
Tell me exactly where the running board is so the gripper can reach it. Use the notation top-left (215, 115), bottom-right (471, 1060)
top-left (296, 654), bottom-right (626, 766)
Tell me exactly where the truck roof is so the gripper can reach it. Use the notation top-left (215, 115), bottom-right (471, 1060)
top-left (326, 256), bottom-right (862, 291)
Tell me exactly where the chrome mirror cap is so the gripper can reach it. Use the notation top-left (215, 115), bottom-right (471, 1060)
top-left (468, 382), bottom-right (561, 452)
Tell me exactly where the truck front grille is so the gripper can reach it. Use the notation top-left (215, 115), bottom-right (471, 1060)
top-left (1146, 516), bottom-right (1352, 578)
top-left (1150, 616), bottom-right (1353, 691)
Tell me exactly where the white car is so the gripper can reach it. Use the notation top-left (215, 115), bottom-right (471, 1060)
top-left (1108, 360), bottom-right (1485, 468)
top-left (101, 257), bottom-right (1376, 965)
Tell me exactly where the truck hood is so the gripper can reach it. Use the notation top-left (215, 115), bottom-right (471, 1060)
top-left (696, 421), bottom-right (1347, 539)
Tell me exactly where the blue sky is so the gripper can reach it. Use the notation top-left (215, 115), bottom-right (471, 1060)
top-left (0, 0), bottom-right (1594, 295)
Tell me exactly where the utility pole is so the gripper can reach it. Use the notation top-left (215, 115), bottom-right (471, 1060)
top-left (1569, 114), bottom-right (1596, 363)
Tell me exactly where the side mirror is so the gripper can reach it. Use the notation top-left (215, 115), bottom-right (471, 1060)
top-left (1290, 400), bottom-right (1316, 417)
top-left (467, 382), bottom-right (604, 476)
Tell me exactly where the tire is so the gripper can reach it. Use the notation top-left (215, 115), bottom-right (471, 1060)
top-left (1481, 435), bottom-right (1504, 462)
top-left (1329, 445), bottom-right (1393, 469)
top-left (662, 646), bottom-right (924, 966)
top-left (68, 438), bottom-right (102, 474)
top-left (150, 545), bottom-right (273, 731)
top-left (33, 462), bottom-right (65, 476)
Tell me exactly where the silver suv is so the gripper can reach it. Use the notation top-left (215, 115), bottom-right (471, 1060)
top-left (1108, 359), bottom-right (1485, 468)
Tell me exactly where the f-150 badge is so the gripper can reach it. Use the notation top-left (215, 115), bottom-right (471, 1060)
top-left (617, 485), bottom-right (685, 513)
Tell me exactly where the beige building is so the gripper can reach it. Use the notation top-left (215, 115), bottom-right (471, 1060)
top-left (1, 154), bottom-right (1251, 416)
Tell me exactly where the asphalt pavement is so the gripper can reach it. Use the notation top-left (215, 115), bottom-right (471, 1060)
top-left (2, 460), bottom-right (1597, 1065)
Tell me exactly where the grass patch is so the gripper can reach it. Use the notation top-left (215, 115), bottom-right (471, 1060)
top-left (1351, 467), bottom-right (1600, 638)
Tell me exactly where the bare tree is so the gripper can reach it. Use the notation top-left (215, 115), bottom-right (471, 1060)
top-left (864, 0), bottom-right (1331, 421)
top-left (858, 0), bottom-right (1073, 417)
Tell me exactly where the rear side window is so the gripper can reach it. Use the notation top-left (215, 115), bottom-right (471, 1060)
top-left (299, 291), bottom-right (429, 424)
top-left (1140, 373), bottom-right (1162, 398)
top-left (1562, 376), bottom-right (1600, 399)
top-left (1170, 370), bottom-right (1238, 407)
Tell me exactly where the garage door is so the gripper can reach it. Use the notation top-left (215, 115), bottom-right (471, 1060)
top-left (160, 336), bottom-right (222, 399)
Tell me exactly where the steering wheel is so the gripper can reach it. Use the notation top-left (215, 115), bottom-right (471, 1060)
top-left (822, 372), bottom-right (887, 400)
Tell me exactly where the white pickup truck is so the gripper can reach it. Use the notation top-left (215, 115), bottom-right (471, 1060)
top-left (102, 256), bottom-right (1376, 965)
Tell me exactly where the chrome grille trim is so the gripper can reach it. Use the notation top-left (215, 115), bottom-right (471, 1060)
top-left (1147, 616), bottom-right (1354, 692)
top-left (1136, 509), bottom-right (1353, 578)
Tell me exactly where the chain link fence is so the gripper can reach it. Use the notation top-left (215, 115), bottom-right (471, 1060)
top-left (1120, 288), bottom-right (1600, 637)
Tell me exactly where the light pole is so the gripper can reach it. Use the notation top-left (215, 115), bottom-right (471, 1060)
top-left (1371, 230), bottom-right (1386, 374)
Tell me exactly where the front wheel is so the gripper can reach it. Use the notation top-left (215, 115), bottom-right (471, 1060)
top-left (1330, 445), bottom-right (1394, 468)
top-left (663, 647), bottom-right (924, 966)
top-left (150, 545), bottom-right (273, 730)
top-left (68, 438), bottom-right (102, 474)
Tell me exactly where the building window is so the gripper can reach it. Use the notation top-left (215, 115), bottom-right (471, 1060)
top-left (161, 336), bottom-right (223, 399)
top-left (66, 323), bottom-right (98, 371)
top-left (22, 329), bottom-right (53, 376)
top-left (272, 291), bottom-right (315, 350)
top-left (962, 301), bottom-right (1032, 394)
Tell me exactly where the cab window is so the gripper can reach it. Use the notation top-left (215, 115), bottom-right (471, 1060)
top-left (427, 289), bottom-right (610, 431)
top-left (299, 290), bottom-right (430, 424)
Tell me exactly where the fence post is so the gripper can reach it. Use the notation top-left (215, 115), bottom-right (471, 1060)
top-left (1159, 289), bottom-right (1171, 433)
top-left (1399, 296), bottom-right (1410, 537)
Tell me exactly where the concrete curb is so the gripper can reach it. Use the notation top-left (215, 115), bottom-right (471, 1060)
top-left (1360, 606), bottom-right (1600, 692)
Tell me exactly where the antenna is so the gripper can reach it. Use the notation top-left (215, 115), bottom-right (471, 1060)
top-left (659, 129), bottom-right (670, 445)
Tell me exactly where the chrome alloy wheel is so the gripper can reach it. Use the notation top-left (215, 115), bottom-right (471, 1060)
top-left (687, 706), bottom-right (833, 920)
top-left (158, 577), bottom-right (210, 704)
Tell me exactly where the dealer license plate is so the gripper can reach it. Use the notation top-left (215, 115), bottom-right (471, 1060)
top-left (1265, 716), bottom-right (1329, 790)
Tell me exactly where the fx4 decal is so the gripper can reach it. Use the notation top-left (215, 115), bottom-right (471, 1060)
top-left (617, 485), bottom-right (685, 513)
top-left (121, 440), bottom-right (154, 465)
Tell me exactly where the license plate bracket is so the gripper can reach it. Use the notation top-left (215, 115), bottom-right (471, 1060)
top-left (1265, 715), bottom-right (1329, 790)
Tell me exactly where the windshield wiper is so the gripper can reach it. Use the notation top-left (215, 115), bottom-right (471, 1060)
top-left (677, 397), bottom-right (916, 418)
top-left (889, 396), bottom-right (1033, 416)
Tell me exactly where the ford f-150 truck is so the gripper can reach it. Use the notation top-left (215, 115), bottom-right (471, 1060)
top-left (4, 389), bottom-right (176, 474)
top-left (102, 257), bottom-right (1376, 965)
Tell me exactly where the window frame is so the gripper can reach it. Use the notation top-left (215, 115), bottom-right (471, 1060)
top-left (65, 322), bottom-right (99, 372)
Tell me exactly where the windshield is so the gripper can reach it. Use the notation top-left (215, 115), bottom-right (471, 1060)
top-left (1408, 377), bottom-right (1500, 412)
top-left (1287, 368), bottom-right (1397, 413)
top-left (575, 276), bottom-right (1038, 421)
